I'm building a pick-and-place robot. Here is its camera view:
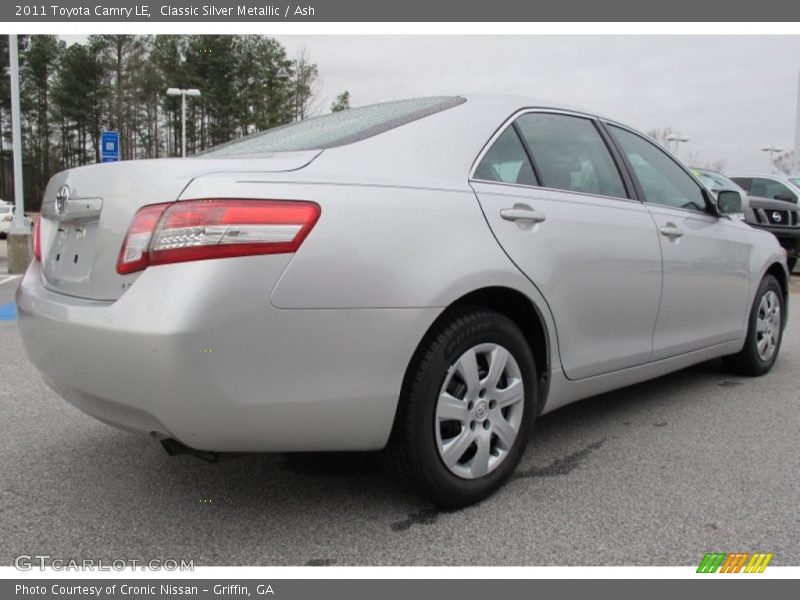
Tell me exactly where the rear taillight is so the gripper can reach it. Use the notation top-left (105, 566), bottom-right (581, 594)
top-left (33, 216), bottom-right (41, 261)
top-left (117, 199), bottom-right (320, 275)
top-left (116, 203), bottom-right (171, 274)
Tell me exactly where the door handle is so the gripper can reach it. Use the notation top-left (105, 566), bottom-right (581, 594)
top-left (659, 224), bottom-right (684, 238)
top-left (500, 208), bottom-right (546, 224)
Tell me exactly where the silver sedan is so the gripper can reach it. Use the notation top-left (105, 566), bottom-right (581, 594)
top-left (17, 96), bottom-right (789, 507)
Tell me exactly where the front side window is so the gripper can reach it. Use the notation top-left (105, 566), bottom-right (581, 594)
top-left (473, 127), bottom-right (538, 186)
top-left (750, 178), bottom-right (798, 203)
top-left (515, 113), bottom-right (628, 199)
top-left (609, 125), bottom-right (707, 213)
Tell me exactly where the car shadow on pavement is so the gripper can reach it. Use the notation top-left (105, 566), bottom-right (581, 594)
top-left (2, 356), bottom-right (756, 566)
top-left (112, 357), bottom-right (736, 506)
top-left (72, 359), bottom-right (736, 498)
top-left (530, 358), bottom-right (733, 441)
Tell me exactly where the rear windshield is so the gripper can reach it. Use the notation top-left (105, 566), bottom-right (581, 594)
top-left (200, 96), bottom-right (465, 158)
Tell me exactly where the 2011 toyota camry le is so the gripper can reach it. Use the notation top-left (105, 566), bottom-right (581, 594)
top-left (17, 96), bottom-right (789, 507)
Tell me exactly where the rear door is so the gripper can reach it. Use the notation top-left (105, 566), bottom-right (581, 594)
top-left (606, 124), bottom-right (751, 359)
top-left (471, 111), bottom-right (662, 380)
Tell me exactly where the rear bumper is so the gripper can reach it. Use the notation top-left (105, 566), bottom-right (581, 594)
top-left (16, 259), bottom-right (437, 452)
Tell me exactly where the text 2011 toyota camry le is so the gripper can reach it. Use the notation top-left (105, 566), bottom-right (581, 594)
top-left (17, 96), bottom-right (788, 507)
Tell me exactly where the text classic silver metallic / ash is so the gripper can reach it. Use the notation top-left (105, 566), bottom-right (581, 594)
top-left (17, 96), bottom-right (789, 507)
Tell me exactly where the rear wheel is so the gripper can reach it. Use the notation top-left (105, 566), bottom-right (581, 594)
top-left (388, 308), bottom-right (537, 508)
top-left (723, 275), bottom-right (784, 376)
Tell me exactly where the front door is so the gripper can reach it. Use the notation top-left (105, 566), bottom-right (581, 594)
top-left (606, 124), bottom-right (751, 359)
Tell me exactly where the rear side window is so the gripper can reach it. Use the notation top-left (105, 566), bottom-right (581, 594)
top-left (609, 125), bottom-right (707, 213)
top-left (515, 113), bottom-right (628, 199)
top-left (751, 178), bottom-right (798, 202)
top-left (473, 127), bottom-right (538, 186)
top-left (201, 96), bottom-right (465, 157)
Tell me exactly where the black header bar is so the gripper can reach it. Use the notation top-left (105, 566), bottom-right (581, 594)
top-left (4, 0), bottom-right (800, 22)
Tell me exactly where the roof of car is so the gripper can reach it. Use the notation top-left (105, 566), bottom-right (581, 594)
top-left (729, 173), bottom-right (800, 179)
top-left (458, 94), bottom-right (619, 121)
top-left (304, 95), bottom-right (628, 189)
top-left (284, 95), bottom-right (650, 190)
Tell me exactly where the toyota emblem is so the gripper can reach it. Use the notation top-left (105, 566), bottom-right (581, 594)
top-left (772, 211), bottom-right (782, 223)
top-left (55, 185), bottom-right (70, 215)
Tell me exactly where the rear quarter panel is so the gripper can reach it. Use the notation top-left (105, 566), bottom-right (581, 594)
top-left (174, 173), bottom-right (565, 442)
top-left (179, 175), bottom-right (556, 314)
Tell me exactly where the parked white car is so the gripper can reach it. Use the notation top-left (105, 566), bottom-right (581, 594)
top-left (0, 204), bottom-right (16, 237)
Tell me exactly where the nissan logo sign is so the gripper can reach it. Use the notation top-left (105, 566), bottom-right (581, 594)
top-left (772, 211), bottom-right (783, 223)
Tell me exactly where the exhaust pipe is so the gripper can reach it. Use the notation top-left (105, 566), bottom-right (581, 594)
top-left (160, 438), bottom-right (219, 463)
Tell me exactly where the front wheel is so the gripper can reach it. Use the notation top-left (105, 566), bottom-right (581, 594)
top-left (388, 307), bottom-right (537, 508)
top-left (723, 274), bottom-right (784, 376)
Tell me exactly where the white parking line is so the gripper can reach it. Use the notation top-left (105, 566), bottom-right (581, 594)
top-left (0, 275), bottom-right (21, 286)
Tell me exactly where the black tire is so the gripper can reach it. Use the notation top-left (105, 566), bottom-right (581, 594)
top-left (723, 274), bottom-right (784, 376)
top-left (787, 258), bottom-right (796, 273)
top-left (388, 307), bottom-right (537, 508)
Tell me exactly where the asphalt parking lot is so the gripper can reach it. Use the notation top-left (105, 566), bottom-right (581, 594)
top-left (1, 239), bottom-right (799, 566)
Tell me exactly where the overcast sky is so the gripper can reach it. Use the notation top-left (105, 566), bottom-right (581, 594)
top-left (65, 35), bottom-right (800, 172)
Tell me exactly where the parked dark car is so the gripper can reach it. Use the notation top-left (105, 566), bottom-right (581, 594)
top-left (693, 168), bottom-right (799, 272)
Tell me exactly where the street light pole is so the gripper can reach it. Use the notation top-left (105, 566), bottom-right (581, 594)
top-left (761, 145), bottom-right (784, 172)
top-left (665, 134), bottom-right (690, 155)
top-left (7, 34), bottom-right (32, 274)
top-left (166, 88), bottom-right (201, 158)
top-left (9, 35), bottom-right (25, 233)
top-left (181, 92), bottom-right (186, 158)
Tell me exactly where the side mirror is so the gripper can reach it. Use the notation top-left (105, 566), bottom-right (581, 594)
top-left (716, 190), bottom-right (743, 215)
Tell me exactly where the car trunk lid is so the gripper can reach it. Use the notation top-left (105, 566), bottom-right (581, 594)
top-left (38, 151), bottom-right (320, 301)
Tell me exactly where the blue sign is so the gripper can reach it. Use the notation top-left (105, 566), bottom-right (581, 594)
top-left (0, 301), bottom-right (17, 321)
top-left (100, 131), bottom-right (119, 162)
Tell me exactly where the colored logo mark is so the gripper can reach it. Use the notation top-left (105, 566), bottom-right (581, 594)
top-left (0, 301), bottom-right (17, 321)
top-left (697, 552), bottom-right (773, 573)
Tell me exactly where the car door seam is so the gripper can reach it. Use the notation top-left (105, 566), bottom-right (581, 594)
top-left (468, 183), bottom-right (563, 377)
